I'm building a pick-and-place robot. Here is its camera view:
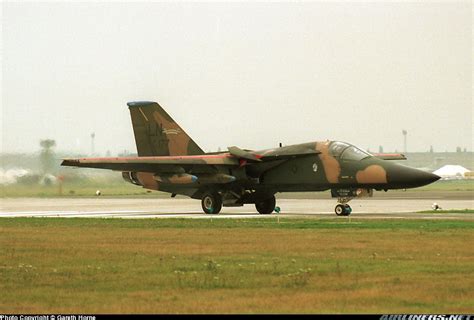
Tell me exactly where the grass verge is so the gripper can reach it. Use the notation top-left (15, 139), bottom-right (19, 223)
top-left (0, 217), bottom-right (473, 313)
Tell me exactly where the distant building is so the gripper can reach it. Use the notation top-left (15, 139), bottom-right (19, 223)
top-left (433, 165), bottom-right (471, 180)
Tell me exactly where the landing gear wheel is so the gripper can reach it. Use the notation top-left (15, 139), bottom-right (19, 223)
top-left (201, 192), bottom-right (222, 214)
top-left (335, 204), bottom-right (352, 216)
top-left (255, 195), bottom-right (276, 214)
top-left (335, 204), bottom-right (345, 216)
top-left (343, 204), bottom-right (352, 216)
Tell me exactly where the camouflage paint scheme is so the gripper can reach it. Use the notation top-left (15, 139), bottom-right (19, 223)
top-left (62, 101), bottom-right (439, 214)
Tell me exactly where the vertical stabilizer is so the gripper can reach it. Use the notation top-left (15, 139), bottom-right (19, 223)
top-left (127, 101), bottom-right (204, 156)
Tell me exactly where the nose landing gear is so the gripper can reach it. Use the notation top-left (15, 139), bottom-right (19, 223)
top-left (335, 204), bottom-right (352, 216)
top-left (335, 197), bottom-right (352, 216)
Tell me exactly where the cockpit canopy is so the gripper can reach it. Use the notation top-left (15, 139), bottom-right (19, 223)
top-left (329, 141), bottom-right (372, 161)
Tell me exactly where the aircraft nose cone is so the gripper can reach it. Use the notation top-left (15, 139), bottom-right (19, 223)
top-left (419, 171), bottom-right (441, 186)
top-left (387, 165), bottom-right (440, 188)
top-left (427, 172), bottom-right (441, 183)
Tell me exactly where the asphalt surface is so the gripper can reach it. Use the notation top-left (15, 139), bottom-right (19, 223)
top-left (1, 198), bottom-right (472, 219)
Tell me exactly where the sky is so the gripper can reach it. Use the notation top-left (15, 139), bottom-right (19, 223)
top-left (2, 1), bottom-right (472, 155)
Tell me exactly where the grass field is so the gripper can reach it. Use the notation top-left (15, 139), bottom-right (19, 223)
top-left (0, 181), bottom-right (159, 198)
top-left (0, 217), bottom-right (473, 313)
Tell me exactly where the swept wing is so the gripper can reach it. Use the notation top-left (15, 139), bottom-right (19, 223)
top-left (61, 154), bottom-right (238, 174)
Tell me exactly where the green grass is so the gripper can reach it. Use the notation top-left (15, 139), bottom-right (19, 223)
top-left (1, 217), bottom-right (473, 313)
top-left (0, 182), bottom-right (169, 198)
top-left (415, 179), bottom-right (474, 191)
top-left (0, 217), bottom-right (472, 230)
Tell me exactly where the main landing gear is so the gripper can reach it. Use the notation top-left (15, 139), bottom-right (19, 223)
top-left (255, 195), bottom-right (276, 215)
top-left (201, 192), bottom-right (222, 214)
top-left (335, 197), bottom-right (352, 216)
top-left (201, 192), bottom-right (278, 215)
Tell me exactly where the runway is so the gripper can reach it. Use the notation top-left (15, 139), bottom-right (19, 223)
top-left (1, 197), bottom-right (472, 219)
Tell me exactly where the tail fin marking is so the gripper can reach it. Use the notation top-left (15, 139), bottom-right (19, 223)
top-left (127, 101), bottom-right (204, 156)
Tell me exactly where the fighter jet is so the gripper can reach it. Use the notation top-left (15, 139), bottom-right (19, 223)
top-left (62, 101), bottom-right (440, 216)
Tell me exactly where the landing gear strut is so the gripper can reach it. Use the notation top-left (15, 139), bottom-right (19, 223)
top-left (335, 197), bottom-right (352, 216)
top-left (201, 192), bottom-right (222, 214)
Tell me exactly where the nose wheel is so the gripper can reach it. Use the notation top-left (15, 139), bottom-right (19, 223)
top-left (335, 197), bottom-right (353, 216)
top-left (335, 204), bottom-right (352, 216)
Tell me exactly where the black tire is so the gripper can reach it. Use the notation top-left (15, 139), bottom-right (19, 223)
top-left (335, 204), bottom-right (345, 216)
top-left (343, 204), bottom-right (352, 216)
top-left (255, 195), bottom-right (276, 214)
top-left (201, 192), bottom-right (222, 214)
